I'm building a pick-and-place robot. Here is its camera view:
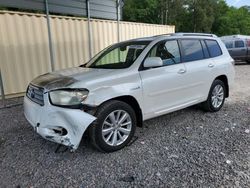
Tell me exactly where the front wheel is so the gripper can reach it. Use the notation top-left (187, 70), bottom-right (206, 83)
top-left (89, 100), bottom-right (137, 152)
top-left (201, 80), bottom-right (226, 112)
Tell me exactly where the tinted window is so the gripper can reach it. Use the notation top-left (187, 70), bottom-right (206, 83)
top-left (201, 40), bottom-right (210, 58)
top-left (235, 40), bottom-right (245, 48)
top-left (205, 40), bottom-right (222, 57)
top-left (181, 40), bottom-right (204, 62)
top-left (148, 40), bottom-right (181, 66)
top-left (224, 41), bottom-right (233, 49)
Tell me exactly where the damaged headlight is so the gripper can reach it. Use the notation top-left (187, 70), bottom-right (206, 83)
top-left (49, 89), bottom-right (89, 108)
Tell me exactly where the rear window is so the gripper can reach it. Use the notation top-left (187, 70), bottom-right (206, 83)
top-left (181, 39), bottom-right (204, 62)
top-left (235, 40), bottom-right (245, 48)
top-left (205, 40), bottom-right (222, 58)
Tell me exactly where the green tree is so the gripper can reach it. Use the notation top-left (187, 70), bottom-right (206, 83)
top-left (123, 0), bottom-right (160, 24)
top-left (211, 0), bottom-right (229, 33)
top-left (159, 0), bottom-right (189, 31)
top-left (216, 7), bottom-right (250, 35)
top-left (122, 0), bottom-right (250, 36)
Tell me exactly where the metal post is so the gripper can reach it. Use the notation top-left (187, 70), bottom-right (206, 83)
top-left (45, 0), bottom-right (55, 71)
top-left (86, 0), bottom-right (93, 59)
top-left (0, 69), bottom-right (6, 107)
top-left (116, 0), bottom-right (120, 43)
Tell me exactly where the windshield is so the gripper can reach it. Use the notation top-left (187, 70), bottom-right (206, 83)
top-left (84, 41), bottom-right (150, 69)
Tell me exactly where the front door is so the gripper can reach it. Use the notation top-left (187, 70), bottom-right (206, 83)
top-left (139, 40), bottom-right (188, 119)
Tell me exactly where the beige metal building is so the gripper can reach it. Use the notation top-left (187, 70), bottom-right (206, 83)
top-left (0, 11), bottom-right (175, 98)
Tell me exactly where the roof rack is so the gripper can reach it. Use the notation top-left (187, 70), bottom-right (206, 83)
top-left (152, 33), bottom-right (172, 37)
top-left (171, 33), bottom-right (217, 37)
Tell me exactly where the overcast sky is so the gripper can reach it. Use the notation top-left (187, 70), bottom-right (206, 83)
top-left (226, 0), bottom-right (250, 7)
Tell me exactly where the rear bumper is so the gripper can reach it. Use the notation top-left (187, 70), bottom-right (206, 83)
top-left (23, 94), bottom-right (96, 150)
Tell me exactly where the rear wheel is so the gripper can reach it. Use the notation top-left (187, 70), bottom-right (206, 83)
top-left (202, 80), bottom-right (226, 112)
top-left (89, 100), bottom-right (136, 152)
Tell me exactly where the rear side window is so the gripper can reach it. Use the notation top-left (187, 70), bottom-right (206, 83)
top-left (235, 40), bottom-right (245, 48)
top-left (201, 40), bottom-right (210, 58)
top-left (205, 40), bottom-right (222, 57)
top-left (181, 39), bottom-right (204, 62)
top-left (224, 41), bottom-right (233, 49)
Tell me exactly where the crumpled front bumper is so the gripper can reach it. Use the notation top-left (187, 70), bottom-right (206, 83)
top-left (23, 94), bottom-right (96, 150)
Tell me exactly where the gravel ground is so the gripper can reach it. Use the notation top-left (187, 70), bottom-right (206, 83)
top-left (0, 64), bottom-right (250, 187)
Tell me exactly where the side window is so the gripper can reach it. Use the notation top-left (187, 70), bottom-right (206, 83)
top-left (224, 41), bottom-right (233, 49)
top-left (235, 40), bottom-right (245, 48)
top-left (205, 40), bottom-right (222, 57)
top-left (181, 39), bottom-right (204, 62)
top-left (201, 40), bottom-right (210, 58)
top-left (147, 40), bottom-right (181, 66)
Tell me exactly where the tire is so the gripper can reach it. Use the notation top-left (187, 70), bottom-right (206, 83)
top-left (201, 79), bottom-right (226, 112)
top-left (89, 100), bottom-right (137, 152)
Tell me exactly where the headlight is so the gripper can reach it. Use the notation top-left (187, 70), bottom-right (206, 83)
top-left (49, 89), bottom-right (89, 107)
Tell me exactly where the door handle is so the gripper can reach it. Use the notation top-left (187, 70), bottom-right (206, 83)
top-left (208, 63), bottom-right (214, 68)
top-left (178, 69), bottom-right (186, 74)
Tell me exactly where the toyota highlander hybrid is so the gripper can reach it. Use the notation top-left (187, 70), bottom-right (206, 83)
top-left (24, 33), bottom-right (235, 152)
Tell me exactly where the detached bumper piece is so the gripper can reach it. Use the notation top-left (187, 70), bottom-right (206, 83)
top-left (24, 94), bottom-right (96, 150)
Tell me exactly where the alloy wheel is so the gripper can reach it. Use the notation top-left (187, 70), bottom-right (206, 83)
top-left (101, 110), bottom-right (132, 146)
top-left (211, 85), bottom-right (224, 108)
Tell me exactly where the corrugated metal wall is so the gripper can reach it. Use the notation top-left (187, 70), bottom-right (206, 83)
top-left (0, 0), bottom-right (118, 20)
top-left (0, 12), bottom-right (51, 96)
top-left (0, 11), bottom-right (175, 97)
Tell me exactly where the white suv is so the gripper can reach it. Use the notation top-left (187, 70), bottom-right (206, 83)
top-left (24, 33), bottom-right (235, 152)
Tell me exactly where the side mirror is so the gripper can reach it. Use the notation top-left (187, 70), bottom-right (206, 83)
top-left (144, 57), bottom-right (163, 68)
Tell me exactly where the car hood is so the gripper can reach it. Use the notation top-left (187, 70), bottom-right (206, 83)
top-left (30, 67), bottom-right (116, 91)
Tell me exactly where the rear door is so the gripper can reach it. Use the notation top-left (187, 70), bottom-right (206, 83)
top-left (179, 39), bottom-right (211, 102)
top-left (204, 39), bottom-right (225, 85)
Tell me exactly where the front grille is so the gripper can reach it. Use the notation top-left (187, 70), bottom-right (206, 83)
top-left (26, 84), bottom-right (44, 106)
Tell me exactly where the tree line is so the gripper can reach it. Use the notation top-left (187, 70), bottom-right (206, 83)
top-left (122, 0), bottom-right (250, 36)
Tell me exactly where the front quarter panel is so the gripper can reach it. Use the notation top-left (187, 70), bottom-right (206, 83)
top-left (81, 71), bottom-right (143, 109)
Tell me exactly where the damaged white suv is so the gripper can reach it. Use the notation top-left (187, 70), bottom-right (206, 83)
top-left (24, 33), bottom-right (235, 152)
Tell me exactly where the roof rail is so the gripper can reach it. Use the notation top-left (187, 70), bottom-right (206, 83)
top-left (171, 32), bottom-right (217, 37)
top-left (152, 33), bottom-right (172, 37)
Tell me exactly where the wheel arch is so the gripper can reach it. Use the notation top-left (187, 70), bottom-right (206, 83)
top-left (99, 95), bottom-right (143, 127)
top-left (214, 75), bottom-right (229, 98)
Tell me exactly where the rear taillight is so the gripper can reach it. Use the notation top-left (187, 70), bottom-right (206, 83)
top-left (247, 39), bottom-right (250, 47)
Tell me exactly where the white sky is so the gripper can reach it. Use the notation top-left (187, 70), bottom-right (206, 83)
top-left (226, 0), bottom-right (250, 7)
